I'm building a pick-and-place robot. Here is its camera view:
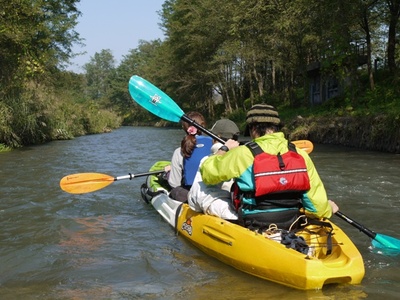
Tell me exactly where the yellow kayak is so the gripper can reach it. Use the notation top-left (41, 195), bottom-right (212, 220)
top-left (141, 162), bottom-right (365, 290)
top-left (150, 193), bottom-right (364, 290)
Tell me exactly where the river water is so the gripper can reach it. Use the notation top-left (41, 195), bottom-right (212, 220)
top-left (0, 126), bottom-right (399, 299)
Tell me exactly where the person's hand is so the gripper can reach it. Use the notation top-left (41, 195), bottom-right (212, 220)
top-left (164, 165), bottom-right (171, 172)
top-left (224, 139), bottom-right (240, 150)
top-left (328, 200), bottom-right (339, 214)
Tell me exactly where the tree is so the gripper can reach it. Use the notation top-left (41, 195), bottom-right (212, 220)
top-left (84, 49), bottom-right (116, 102)
top-left (0, 0), bottom-right (84, 147)
top-left (0, 0), bottom-right (81, 94)
top-left (160, 0), bottom-right (232, 115)
top-left (357, 0), bottom-right (381, 90)
top-left (385, 0), bottom-right (400, 73)
top-left (116, 0), bottom-right (399, 124)
top-left (110, 40), bottom-right (167, 122)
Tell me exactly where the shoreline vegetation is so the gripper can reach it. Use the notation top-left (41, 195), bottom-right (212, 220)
top-left (150, 113), bottom-right (400, 154)
top-left (4, 111), bottom-right (398, 154)
top-left (2, 1), bottom-right (400, 154)
top-left (1, 74), bottom-right (398, 154)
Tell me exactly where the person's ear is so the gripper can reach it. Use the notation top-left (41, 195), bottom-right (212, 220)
top-left (250, 126), bottom-right (258, 138)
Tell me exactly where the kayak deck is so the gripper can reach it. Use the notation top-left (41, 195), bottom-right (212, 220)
top-left (149, 192), bottom-right (365, 290)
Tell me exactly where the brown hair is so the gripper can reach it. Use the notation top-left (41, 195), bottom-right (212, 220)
top-left (181, 111), bottom-right (206, 158)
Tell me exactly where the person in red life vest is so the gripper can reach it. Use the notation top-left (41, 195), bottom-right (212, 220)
top-left (167, 111), bottom-right (213, 202)
top-left (200, 104), bottom-right (339, 231)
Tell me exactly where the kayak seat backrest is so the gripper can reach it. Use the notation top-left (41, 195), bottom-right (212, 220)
top-left (141, 161), bottom-right (171, 203)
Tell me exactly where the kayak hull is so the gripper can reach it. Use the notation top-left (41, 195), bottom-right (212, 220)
top-left (148, 192), bottom-right (365, 290)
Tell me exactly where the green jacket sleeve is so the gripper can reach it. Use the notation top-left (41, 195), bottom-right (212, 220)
top-left (300, 150), bottom-right (333, 219)
top-left (200, 146), bottom-right (253, 185)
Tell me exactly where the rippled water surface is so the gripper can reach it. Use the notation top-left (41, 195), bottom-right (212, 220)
top-left (0, 127), bottom-right (399, 299)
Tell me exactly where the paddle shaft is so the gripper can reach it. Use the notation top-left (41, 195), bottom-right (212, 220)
top-left (129, 76), bottom-right (312, 150)
top-left (181, 114), bottom-right (225, 144)
top-left (335, 211), bottom-right (376, 239)
top-left (115, 170), bottom-right (164, 181)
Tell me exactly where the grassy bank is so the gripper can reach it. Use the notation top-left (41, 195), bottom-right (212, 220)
top-left (0, 81), bottom-right (122, 151)
top-left (285, 114), bottom-right (400, 153)
top-left (279, 83), bottom-right (400, 153)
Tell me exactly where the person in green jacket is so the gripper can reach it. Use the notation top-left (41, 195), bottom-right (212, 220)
top-left (200, 104), bottom-right (339, 231)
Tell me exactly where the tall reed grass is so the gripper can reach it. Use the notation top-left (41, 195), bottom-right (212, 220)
top-left (0, 82), bottom-right (121, 149)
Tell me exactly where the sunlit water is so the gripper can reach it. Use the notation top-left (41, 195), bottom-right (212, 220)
top-left (0, 127), bottom-right (399, 299)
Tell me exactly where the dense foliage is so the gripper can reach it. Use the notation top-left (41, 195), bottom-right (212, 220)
top-left (0, 0), bottom-right (121, 148)
top-left (1, 0), bottom-right (400, 149)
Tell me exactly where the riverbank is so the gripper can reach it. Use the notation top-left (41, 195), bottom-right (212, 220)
top-left (2, 114), bottom-right (399, 154)
top-left (133, 114), bottom-right (400, 154)
top-left (286, 114), bottom-right (400, 154)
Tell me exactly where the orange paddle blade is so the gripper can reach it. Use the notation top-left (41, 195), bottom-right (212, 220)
top-left (292, 140), bottom-right (314, 154)
top-left (60, 173), bottom-right (115, 194)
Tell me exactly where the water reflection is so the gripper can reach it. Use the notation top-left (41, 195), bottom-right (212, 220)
top-left (59, 216), bottom-right (109, 263)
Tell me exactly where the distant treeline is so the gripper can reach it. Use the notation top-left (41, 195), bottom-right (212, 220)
top-left (1, 0), bottom-right (400, 150)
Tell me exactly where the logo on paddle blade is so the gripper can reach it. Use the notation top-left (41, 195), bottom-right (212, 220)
top-left (150, 94), bottom-right (161, 105)
top-left (181, 218), bottom-right (193, 236)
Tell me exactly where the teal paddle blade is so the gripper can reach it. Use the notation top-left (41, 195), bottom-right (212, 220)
top-left (128, 75), bottom-right (184, 123)
top-left (371, 233), bottom-right (400, 256)
top-left (335, 211), bottom-right (400, 256)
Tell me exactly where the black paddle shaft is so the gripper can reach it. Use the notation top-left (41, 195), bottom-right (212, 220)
top-left (181, 114), bottom-right (225, 144)
top-left (335, 211), bottom-right (377, 239)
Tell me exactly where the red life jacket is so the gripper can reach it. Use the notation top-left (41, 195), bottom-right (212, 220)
top-left (247, 141), bottom-right (310, 196)
top-left (231, 141), bottom-right (311, 231)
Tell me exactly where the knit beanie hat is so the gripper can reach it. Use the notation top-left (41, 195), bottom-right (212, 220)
top-left (210, 119), bottom-right (240, 140)
top-left (244, 104), bottom-right (281, 136)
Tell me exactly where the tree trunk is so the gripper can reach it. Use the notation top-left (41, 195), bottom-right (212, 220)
top-left (386, 0), bottom-right (400, 73)
top-left (362, 9), bottom-right (375, 90)
top-left (271, 60), bottom-right (276, 95)
top-left (224, 90), bottom-right (232, 114)
top-left (253, 61), bottom-right (264, 97)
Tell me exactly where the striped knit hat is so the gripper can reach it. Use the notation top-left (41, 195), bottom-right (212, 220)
top-left (244, 104), bottom-right (281, 136)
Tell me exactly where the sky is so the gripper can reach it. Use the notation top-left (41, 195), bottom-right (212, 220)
top-left (67, 0), bottom-right (166, 73)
